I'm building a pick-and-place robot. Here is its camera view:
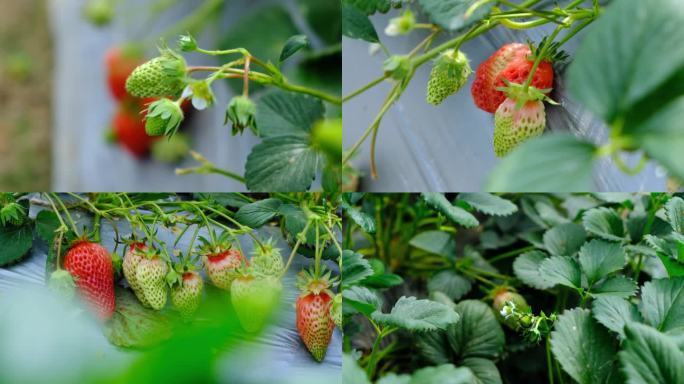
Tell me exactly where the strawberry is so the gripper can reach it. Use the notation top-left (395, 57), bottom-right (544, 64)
top-left (135, 253), bottom-right (169, 310)
top-left (201, 235), bottom-right (246, 290)
top-left (471, 43), bottom-right (554, 113)
top-left (251, 240), bottom-right (284, 278)
top-left (171, 270), bottom-right (204, 319)
top-left (492, 288), bottom-right (529, 330)
top-left (296, 268), bottom-right (337, 362)
top-left (231, 273), bottom-right (282, 333)
top-left (105, 46), bottom-right (145, 101)
top-left (125, 49), bottom-right (187, 98)
top-left (112, 105), bottom-right (155, 158)
top-left (426, 49), bottom-right (471, 106)
top-left (122, 242), bottom-right (151, 307)
top-left (64, 240), bottom-right (116, 320)
top-left (494, 98), bottom-right (546, 157)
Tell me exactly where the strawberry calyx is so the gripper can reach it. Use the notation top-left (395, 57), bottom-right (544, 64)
top-left (296, 267), bottom-right (338, 298)
top-left (496, 81), bottom-right (556, 110)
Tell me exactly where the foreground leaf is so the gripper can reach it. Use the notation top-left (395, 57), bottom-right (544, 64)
top-left (341, 2), bottom-right (379, 42)
top-left (341, 250), bottom-right (374, 288)
top-left (639, 277), bottom-right (684, 332)
top-left (592, 296), bottom-right (642, 338)
top-left (513, 251), bottom-right (555, 290)
top-left (104, 289), bottom-right (172, 348)
top-left (579, 240), bottom-right (626, 285)
top-left (582, 207), bottom-right (626, 242)
top-left (590, 276), bottom-right (637, 299)
top-left (539, 256), bottom-right (581, 289)
top-left (245, 135), bottom-right (319, 191)
top-left (448, 300), bottom-right (505, 359)
top-left (372, 296), bottom-right (460, 331)
top-left (620, 322), bottom-right (684, 384)
top-left (543, 222), bottom-right (586, 257)
top-left (422, 193), bottom-right (478, 228)
top-left (418, 0), bottom-right (494, 31)
top-left (234, 198), bottom-right (282, 228)
top-left (343, 285), bottom-right (381, 316)
top-left (0, 223), bottom-right (33, 267)
top-left (427, 270), bottom-right (472, 301)
top-left (550, 308), bottom-right (617, 384)
top-left (458, 193), bottom-right (517, 217)
top-left (486, 134), bottom-right (597, 192)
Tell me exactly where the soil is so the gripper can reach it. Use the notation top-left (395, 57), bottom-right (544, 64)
top-left (0, 0), bottom-right (51, 190)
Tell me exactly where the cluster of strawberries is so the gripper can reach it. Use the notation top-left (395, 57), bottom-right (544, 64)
top-left (61, 234), bottom-right (339, 362)
top-left (425, 42), bottom-right (555, 157)
top-left (104, 46), bottom-right (189, 161)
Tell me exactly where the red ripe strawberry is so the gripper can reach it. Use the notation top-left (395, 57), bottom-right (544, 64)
top-left (471, 43), bottom-right (554, 113)
top-left (64, 240), bottom-right (116, 320)
top-left (105, 46), bottom-right (145, 101)
top-left (203, 248), bottom-right (245, 290)
top-left (112, 105), bottom-right (155, 158)
top-left (296, 269), bottom-right (337, 362)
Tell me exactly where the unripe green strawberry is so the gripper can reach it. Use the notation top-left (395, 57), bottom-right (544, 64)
top-left (136, 255), bottom-right (169, 310)
top-left (493, 98), bottom-right (546, 157)
top-left (47, 269), bottom-right (76, 300)
top-left (251, 240), bottom-right (284, 278)
top-left (126, 49), bottom-right (187, 98)
top-left (426, 49), bottom-right (471, 105)
top-left (492, 289), bottom-right (529, 330)
top-left (122, 243), bottom-right (151, 308)
top-left (231, 274), bottom-right (282, 333)
top-left (145, 98), bottom-right (184, 137)
top-left (330, 293), bottom-right (342, 328)
top-left (171, 271), bottom-right (204, 319)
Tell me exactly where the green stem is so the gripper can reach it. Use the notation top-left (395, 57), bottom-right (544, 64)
top-left (281, 220), bottom-right (311, 278)
top-left (279, 79), bottom-right (342, 105)
top-left (611, 152), bottom-right (648, 176)
top-left (546, 336), bottom-right (555, 384)
top-left (343, 75), bottom-right (389, 103)
top-left (488, 245), bottom-right (536, 263)
top-left (50, 193), bottom-right (80, 236)
top-left (523, 25), bottom-right (563, 91)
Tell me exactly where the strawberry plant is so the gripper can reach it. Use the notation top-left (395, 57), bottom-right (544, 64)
top-left (0, 193), bottom-right (342, 371)
top-left (342, 192), bottom-right (684, 383)
top-left (90, 0), bottom-right (342, 191)
top-left (342, 0), bottom-right (684, 191)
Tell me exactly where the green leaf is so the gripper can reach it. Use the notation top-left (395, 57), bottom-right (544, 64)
top-left (409, 364), bottom-right (477, 384)
top-left (461, 357), bottom-right (502, 384)
top-left (513, 251), bottom-right (555, 290)
top-left (427, 270), bottom-right (472, 301)
top-left (578, 240), bottom-right (626, 285)
top-left (298, 0), bottom-right (341, 46)
top-left (457, 193), bottom-right (517, 217)
top-left (409, 230), bottom-right (456, 258)
top-left (245, 135), bottom-right (319, 192)
top-left (234, 198), bottom-right (282, 228)
top-left (486, 134), bottom-right (597, 192)
top-left (539, 256), bottom-right (581, 289)
top-left (343, 353), bottom-right (371, 384)
top-left (341, 250), bottom-right (374, 289)
top-left (582, 207), bottom-right (626, 242)
top-left (342, 0), bottom-right (391, 15)
top-left (35, 210), bottom-right (62, 244)
top-left (590, 276), bottom-right (637, 299)
top-left (104, 289), bottom-right (172, 348)
top-left (568, 0), bottom-right (684, 124)
top-left (255, 91), bottom-right (325, 138)
top-left (657, 251), bottom-right (684, 278)
top-left (666, 196), bottom-right (684, 234)
top-left (422, 193), bottom-right (478, 228)
top-left (194, 193), bottom-right (252, 208)
top-left (279, 34), bottom-right (310, 63)
top-left (372, 296), bottom-right (460, 331)
top-left (417, 0), bottom-right (494, 31)
top-left (592, 296), bottom-right (642, 338)
top-left (362, 272), bottom-right (404, 289)
top-left (550, 308), bottom-right (617, 384)
top-left (341, 199), bottom-right (376, 233)
top-left (343, 285), bottom-right (381, 316)
top-left (447, 300), bottom-right (504, 359)
top-left (639, 277), bottom-right (684, 332)
top-left (620, 322), bottom-right (684, 384)
top-left (0, 223), bottom-right (33, 267)
top-left (632, 97), bottom-right (684, 181)
top-left (341, 2), bottom-right (379, 43)
top-left (543, 222), bottom-right (587, 256)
